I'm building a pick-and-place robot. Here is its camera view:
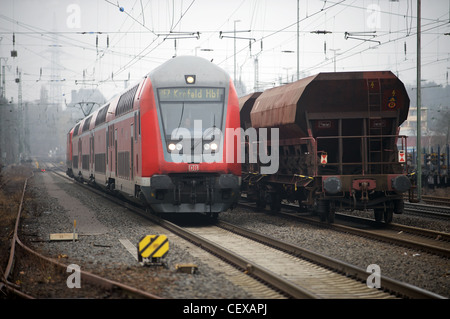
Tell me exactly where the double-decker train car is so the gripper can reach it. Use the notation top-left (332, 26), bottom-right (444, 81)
top-left (240, 71), bottom-right (411, 223)
top-left (67, 56), bottom-right (241, 216)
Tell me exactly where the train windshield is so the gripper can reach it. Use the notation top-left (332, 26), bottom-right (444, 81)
top-left (158, 87), bottom-right (225, 139)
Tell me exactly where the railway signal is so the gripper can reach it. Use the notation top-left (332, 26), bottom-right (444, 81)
top-left (398, 150), bottom-right (406, 163)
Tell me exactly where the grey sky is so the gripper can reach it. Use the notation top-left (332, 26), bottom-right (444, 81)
top-left (0, 0), bottom-right (449, 103)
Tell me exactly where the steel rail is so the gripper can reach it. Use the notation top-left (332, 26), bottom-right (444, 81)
top-left (152, 215), bottom-right (319, 299)
top-left (50, 166), bottom-right (446, 299)
top-left (0, 168), bottom-right (161, 299)
top-left (216, 219), bottom-right (446, 299)
top-left (48, 168), bottom-right (318, 298)
top-left (262, 200), bottom-right (450, 258)
top-left (1, 172), bottom-right (32, 297)
top-left (279, 210), bottom-right (450, 258)
top-left (335, 212), bottom-right (450, 242)
top-left (404, 202), bottom-right (450, 219)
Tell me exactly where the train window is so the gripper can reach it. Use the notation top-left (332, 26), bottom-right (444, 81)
top-left (157, 87), bottom-right (225, 140)
top-left (82, 116), bottom-right (92, 132)
top-left (95, 104), bottom-right (109, 126)
top-left (116, 85), bottom-right (139, 116)
top-left (73, 123), bottom-right (81, 137)
top-left (160, 102), bottom-right (224, 139)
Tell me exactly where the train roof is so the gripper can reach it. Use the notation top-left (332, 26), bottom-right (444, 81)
top-left (239, 92), bottom-right (262, 130)
top-left (250, 71), bottom-right (410, 130)
top-left (148, 56), bottom-right (231, 88)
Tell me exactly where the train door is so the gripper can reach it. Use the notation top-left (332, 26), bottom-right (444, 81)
top-left (106, 127), bottom-right (108, 172)
top-left (115, 128), bottom-right (118, 176)
top-left (108, 124), bottom-right (114, 173)
top-left (130, 124), bottom-right (134, 180)
top-left (78, 139), bottom-right (82, 171)
top-left (90, 133), bottom-right (94, 172)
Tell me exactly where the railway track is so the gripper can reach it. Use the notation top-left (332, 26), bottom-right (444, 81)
top-left (327, 213), bottom-right (449, 258)
top-left (252, 201), bottom-right (450, 258)
top-left (45, 164), bottom-right (444, 299)
top-left (404, 202), bottom-right (450, 220)
top-left (189, 220), bottom-right (445, 298)
top-left (414, 195), bottom-right (450, 207)
top-left (0, 164), bottom-right (161, 299)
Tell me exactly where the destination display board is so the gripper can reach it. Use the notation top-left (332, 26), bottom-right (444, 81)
top-left (158, 87), bottom-right (224, 102)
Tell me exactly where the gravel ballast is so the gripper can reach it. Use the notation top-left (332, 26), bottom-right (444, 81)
top-left (18, 169), bottom-right (450, 299)
top-left (21, 171), bottom-right (253, 299)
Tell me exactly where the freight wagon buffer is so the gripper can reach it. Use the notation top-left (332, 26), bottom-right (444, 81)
top-left (242, 71), bottom-right (411, 223)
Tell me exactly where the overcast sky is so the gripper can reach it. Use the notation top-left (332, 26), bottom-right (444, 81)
top-left (1, 0), bottom-right (449, 104)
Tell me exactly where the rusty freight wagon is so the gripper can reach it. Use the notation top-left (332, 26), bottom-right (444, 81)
top-left (240, 71), bottom-right (411, 223)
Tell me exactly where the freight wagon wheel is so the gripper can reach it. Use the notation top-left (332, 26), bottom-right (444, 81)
top-left (374, 208), bottom-right (393, 224)
top-left (374, 209), bottom-right (383, 222)
top-left (269, 192), bottom-right (281, 213)
top-left (317, 200), bottom-right (329, 222)
top-left (207, 212), bottom-right (219, 220)
top-left (256, 190), bottom-right (267, 210)
top-left (384, 208), bottom-right (393, 224)
top-left (256, 198), bottom-right (266, 210)
top-left (327, 202), bottom-right (335, 223)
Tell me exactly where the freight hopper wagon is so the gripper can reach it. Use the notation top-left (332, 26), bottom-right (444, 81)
top-left (240, 71), bottom-right (411, 223)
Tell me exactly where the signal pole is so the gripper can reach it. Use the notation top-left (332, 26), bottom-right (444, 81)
top-left (234, 20), bottom-right (240, 86)
top-left (296, 0), bottom-right (299, 81)
top-left (416, 0), bottom-right (422, 201)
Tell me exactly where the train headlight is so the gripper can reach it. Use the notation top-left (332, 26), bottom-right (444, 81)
top-left (176, 143), bottom-right (183, 151)
top-left (204, 143), bottom-right (210, 151)
top-left (210, 143), bottom-right (218, 151)
top-left (168, 143), bottom-right (176, 151)
top-left (185, 75), bottom-right (196, 84)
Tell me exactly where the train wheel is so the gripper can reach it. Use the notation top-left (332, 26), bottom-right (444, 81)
top-left (269, 192), bottom-right (281, 213)
top-left (298, 203), bottom-right (308, 213)
top-left (317, 200), bottom-right (329, 222)
top-left (374, 209), bottom-right (383, 222)
top-left (207, 212), bottom-right (218, 220)
top-left (256, 200), bottom-right (266, 210)
top-left (384, 209), bottom-right (393, 224)
top-left (256, 190), bottom-right (267, 210)
top-left (327, 202), bottom-right (335, 223)
top-left (393, 199), bottom-right (404, 214)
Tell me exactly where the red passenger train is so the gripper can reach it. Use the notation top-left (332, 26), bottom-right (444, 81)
top-left (240, 71), bottom-right (411, 223)
top-left (67, 56), bottom-right (241, 216)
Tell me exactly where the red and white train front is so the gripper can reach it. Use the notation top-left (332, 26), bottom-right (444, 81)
top-left (67, 56), bottom-right (241, 215)
top-left (139, 56), bottom-right (241, 214)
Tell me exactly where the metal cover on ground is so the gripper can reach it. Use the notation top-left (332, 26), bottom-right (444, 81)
top-left (138, 235), bottom-right (169, 260)
top-left (50, 233), bottom-right (78, 241)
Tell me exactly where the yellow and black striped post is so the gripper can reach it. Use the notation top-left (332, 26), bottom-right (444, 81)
top-left (137, 235), bottom-right (169, 264)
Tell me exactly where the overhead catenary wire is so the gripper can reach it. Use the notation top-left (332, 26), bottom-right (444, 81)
top-left (0, 1), bottom-right (448, 103)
